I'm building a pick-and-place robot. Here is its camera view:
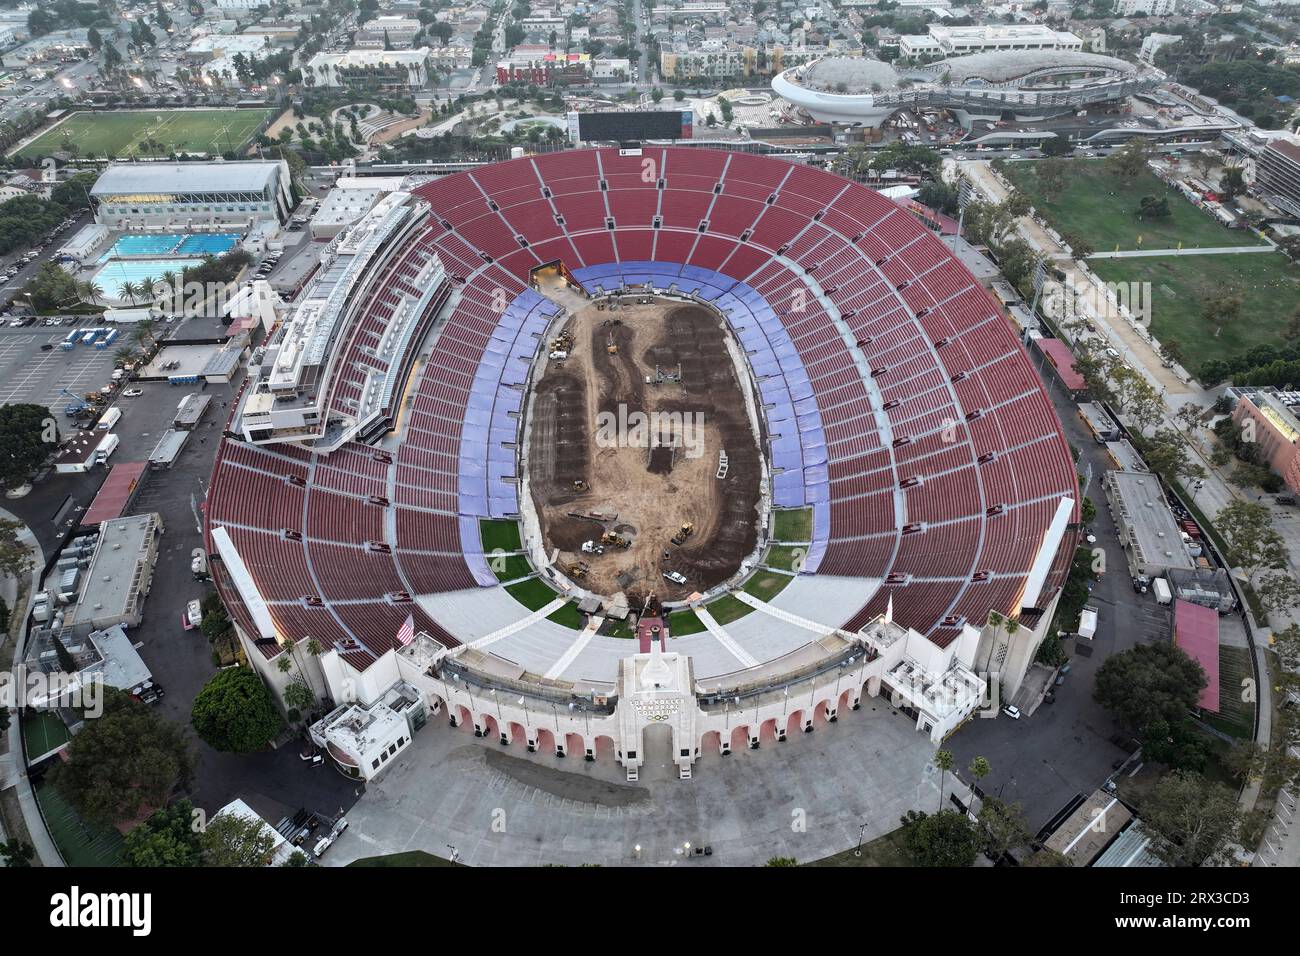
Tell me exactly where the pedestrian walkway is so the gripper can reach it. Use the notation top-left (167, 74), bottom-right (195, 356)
top-left (1087, 245), bottom-right (1276, 259)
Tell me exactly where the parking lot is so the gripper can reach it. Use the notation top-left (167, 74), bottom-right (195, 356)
top-left (0, 327), bottom-right (119, 416)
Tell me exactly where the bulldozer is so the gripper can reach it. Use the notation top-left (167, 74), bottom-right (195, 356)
top-left (671, 523), bottom-right (694, 547)
top-left (565, 561), bottom-right (590, 580)
top-left (573, 479), bottom-right (589, 492)
top-left (601, 531), bottom-right (631, 549)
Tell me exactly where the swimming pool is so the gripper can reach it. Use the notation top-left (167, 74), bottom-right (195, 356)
top-left (101, 232), bottom-right (241, 260)
top-left (93, 258), bottom-right (209, 302)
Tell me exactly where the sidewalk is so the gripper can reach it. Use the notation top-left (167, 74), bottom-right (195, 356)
top-left (0, 505), bottom-right (62, 866)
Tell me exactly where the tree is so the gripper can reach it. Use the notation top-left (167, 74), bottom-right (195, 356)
top-left (1140, 771), bottom-right (1242, 867)
top-left (48, 689), bottom-right (195, 829)
top-left (933, 749), bottom-right (954, 811)
top-left (900, 810), bottom-right (981, 867)
top-left (0, 404), bottom-right (51, 489)
top-left (1200, 287), bottom-right (1243, 339)
top-left (1256, 571), bottom-right (1300, 615)
top-left (976, 798), bottom-right (1032, 861)
top-left (1219, 166), bottom-right (1246, 200)
top-left (1216, 499), bottom-right (1288, 574)
top-left (1094, 642), bottom-right (1207, 730)
top-left (1036, 158), bottom-right (1067, 200)
top-left (968, 755), bottom-right (992, 796)
top-left (1137, 194), bottom-right (1171, 220)
top-left (1139, 718), bottom-right (1215, 772)
top-left (1061, 231), bottom-right (1094, 258)
top-left (123, 800), bottom-right (202, 867)
top-left (201, 811), bottom-right (278, 867)
top-left (191, 668), bottom-right (285, 753)
top-left (1107, 137), bottom-right (1154, 177)
top-left (1140, 427), bottom-right (1199, 484)
top-left (0, 838), bottom-right (33, 867)
top-left (651, 87), bottom-right (663, 103)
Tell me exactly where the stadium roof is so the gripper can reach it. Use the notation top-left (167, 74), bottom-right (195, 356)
top-left (797, 56), bottom-right (902, 94)
top-left (928, 49), bottom-right (1137, 85)
top-left (90, 161), bottom-right (282, 197)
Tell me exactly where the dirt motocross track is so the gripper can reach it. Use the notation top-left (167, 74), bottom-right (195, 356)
top-left (526, 297), bottom-right (762, 603)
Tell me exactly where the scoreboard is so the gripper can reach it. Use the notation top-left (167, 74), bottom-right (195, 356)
top-left (568, 110), bottom-right (693, 143)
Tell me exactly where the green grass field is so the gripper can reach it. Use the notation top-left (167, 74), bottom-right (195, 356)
top-left (480, 518), bottom-right (523, 553)
top-left (765, 546), bottom-right (807, 572)
top-left (1203, 645), bottom-right (1255, 740)
top-left (16, 109), bottom-right (275, 159)
top-left (34, 781), bottom-right (124, 867)
top-left (491, 554), bottom-right (533, 582)
top-left (667, 608), bottom-right (707, 635)
top-left (546, 601), bottom-right (587, 629)
top-left (742, 570), bottom-right (793, 603)
top-left (1089, 252), bottom-right (1300, 362)
top-left (806, 827), bottom-right (911, 867)
top-left (703, 594), bottom-right (753, 625)
top-left (771, 508), bottom-right (812, 542)
top-left (505, 577), bottom-right (558, 611)
top-left (22, 711), bottom-right (71, 759)
top-left (1003, 160), bottom-right (1265, 252)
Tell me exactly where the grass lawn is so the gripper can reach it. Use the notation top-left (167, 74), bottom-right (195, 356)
top-left (505, 577), bottom-right (558, 611)
top-left (491, 554), bottom-right (533, 582)
top-left (480, 518), bottom-right (523, 553)
top-left (805, 827), bottom-right (911, 867)
top-left (34, 780), bottom-right (124, 867)
top-left (1203, 645), bottom-right (1255, 740)
top-left (602, 615), bottom-right (639, 639)
top-left (1003, 159), bottom-right (1265, 252)
top-left (704, 594), bottom-right (753, 625)
top-left (546, 601), bottom-right (587, 629)
top-left (771, 507), bottom-right (812, 542)
top-left (765, 545), bottom-right (807, 572)
top-left (742, 570), bottom-right (793, 602)
top-left (667, 608), bottom-right (708, 635)
top-left (348, 850), bottom-right (461, 867)
top-left (16, 109), bottom-right (275, 159)
top-left (1090, 252), bottom-right (1300, 363)
top-left (22, 711), bottom-right (70, 759)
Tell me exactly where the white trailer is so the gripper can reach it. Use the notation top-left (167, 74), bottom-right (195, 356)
top-left (1078, 605), bottom-right (1098, 640)
top-left (1152, 577), bottom-right (1172, 606)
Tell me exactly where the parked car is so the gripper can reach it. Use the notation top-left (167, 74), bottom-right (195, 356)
top-left (1001, 704), bottom-right (1021, 720)
top-left (123, 387), bottom-right (143, 397)
top-left (183, 598), bottom-right (203, 630)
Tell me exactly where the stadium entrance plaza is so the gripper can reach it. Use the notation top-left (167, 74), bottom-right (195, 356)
top-left (326, 698), bottom-right (949, 866)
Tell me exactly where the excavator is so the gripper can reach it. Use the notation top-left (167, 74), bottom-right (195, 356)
top-left (671, 523), bottom-right (694, 547)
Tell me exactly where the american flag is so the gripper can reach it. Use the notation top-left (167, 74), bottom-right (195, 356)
top-left (396, 614), bottom-right (415, 647)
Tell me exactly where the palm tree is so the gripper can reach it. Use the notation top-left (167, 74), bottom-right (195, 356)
top-left (119, 280), bottom-right (139, 305)
top-left (130, 319), bottom-right (157, 351)
top-left (136, 276), bottom-right (157, 305)
top-left (968, 756), bottom-right (991, 799)
top-left (113, 345), bottom-right (136, 368)
top-left (934, 749), bottom-right (954, 811)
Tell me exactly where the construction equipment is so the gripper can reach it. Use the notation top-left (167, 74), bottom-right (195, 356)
top-left (573, 479), bottom-right (588, 492)
top-left (645, 364), bottom-right (683, 386)
top-left (565, 562), bottom-right (590, 580)
top-left (606, 332), bottom-right (618, 355)
top-left (601, 531), bottom-right (631, 549)
top-left (671, 523), bottom-right (694, 547)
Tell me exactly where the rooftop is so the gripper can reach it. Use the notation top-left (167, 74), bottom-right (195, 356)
top-left (1105, 471), bottom-right (1196, 572)
top-left (90, 161), bottom-right (283, 197)
top-left (68, 513), bottom-right (159, 627)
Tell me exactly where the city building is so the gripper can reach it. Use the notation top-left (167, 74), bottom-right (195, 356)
top-left (22, 623), bottom-right (152, 710)
top-left (1255, 138), bottom-right (1300, 218)
top-left (898, 25), bottom-right (1083, 59)
top-left (89, 161), bottom-right (292, 229)
top-left (1139, 32), bottom-right (1181, 65)
top-left (356, 16), bottom-right (423, 49)
top-left (309, 682), bottom-right (428, 781)
top-left (1102, 471), bottom-right (1197, 577)
top-left (304, 48), bottom-right (431, 90)
top-left (65, 513), bottom-right (163, 631)
top-left (1230, 387), bottom-right (1300, 492)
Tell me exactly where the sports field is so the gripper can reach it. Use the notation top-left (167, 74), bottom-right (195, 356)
top-left (1004, 160), bottom-right (1266, 252)
top-left (1089, 251), bottom-right (1300, 361)
top-left (15, 109), bottom-right (274, 159)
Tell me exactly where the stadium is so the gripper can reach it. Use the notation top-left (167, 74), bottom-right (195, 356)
top-left (204, 147), bottom-right (1079, 780)
top-left (772, 51), bottom-right (1155, 128)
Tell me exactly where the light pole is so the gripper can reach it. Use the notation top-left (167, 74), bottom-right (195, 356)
top-left (854, 822), bottom-right (868, 857)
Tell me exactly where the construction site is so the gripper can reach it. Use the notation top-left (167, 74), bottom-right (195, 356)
top-left (523, 294), bottom-right (764, 607)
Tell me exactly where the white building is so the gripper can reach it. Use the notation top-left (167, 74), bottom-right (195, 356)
top-left (356, 16), bottom-right (423, 49)
top-left (1116, 0), bottom-right (1178, 13)
top-left (309, 682), bottom-right (428, 780)
top-left (213, 0), bottom-right (268, 9)
top-left (899, 24), bottom-right (1083, 59)
top-left (90, 161), bottom-right (292, 229)
top-left (304, 48), bottom-right (431, 89)
top-left (1140, 32), bottom-right (1181, 64)
top-left (312, 608), bottom-right (990, 782)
